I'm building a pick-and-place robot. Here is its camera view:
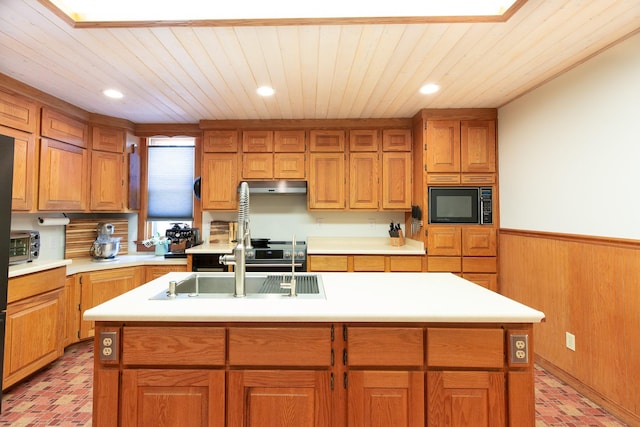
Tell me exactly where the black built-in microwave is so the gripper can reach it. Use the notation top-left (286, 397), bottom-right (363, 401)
top-left (428, 186), bottom-right (493, 225)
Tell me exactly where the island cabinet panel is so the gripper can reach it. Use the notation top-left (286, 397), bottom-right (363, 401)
top-left (348, 371), bottom-right (424, 427)
top-left (347, 327), bottom-right (423, 367)
top-left (228, 327), bottom-right (332, 366)
top-left (121, 369), bottom-right (225, 427)
top-left (227, 370), bottom-right (331, 427)
top-left (427, 328), bottom-right (504, 369)
top-left (427, 370), bottom-right (505, 427)
top-left (122, 326), bottom-right (226, 366)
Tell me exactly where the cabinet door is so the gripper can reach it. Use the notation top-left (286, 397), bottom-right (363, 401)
top-left (462, 227), bottom-right (496, 256)
top-left (348, 371), bottom-right (424, 427)
top-left (90, 150), bottom-right (124, 211)
top-left (227, 370), bottom-right (331, 427)
top-left (310, 130), bottom-right (345, 152)
top-left (461, 121), bottom-right (496, 173)
top-left (242, 153), bottom-right (273, 178)
top-left (4, 289), bottom-right (64, 389)
top-left (203, 130), bottom-right (238, 152)
top-left (39, 138), bottom-right (89, 211)
top-left (427, 226), bottom-right (461, 256)
top-left (64, 275), bottom-right (81, 347)
top-left (308, 152), bottom-right (345, 209)
top-left (201, 153), bottom-right (238, 210)
top-left (2, 125), bottom-right (36, 211)
top-left (243, 130), bottom-right (273, 152)
top-left (426, 120), bottom-right (460, 173)
top-left (274, 130), bottom-right (306, 152)
top-left (274, 153), bottom-right (305, 179)
top-left (349, 152), bottom-right (378, 209)
top-left (427, 371), bottom-right (505, 427)
top-left (92, 125), bottom-right (125, 153)
top-left (41, 107), bottom-right (88, 148)
top-left (382, 129), bottom-right (411, 152)
top-left (80, 267), bottom-right (143, 338)
top-left (349, 130), bottom-right (378, 152)
top-left (121, 369), bottom-right (225, 427)
top-left (0, 89), bottom-right (38, 133)
top-left (382, 152), bottom-right (411, 210)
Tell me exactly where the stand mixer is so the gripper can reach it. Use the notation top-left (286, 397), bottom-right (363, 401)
top-left (90, 222), bottom-right (121, 260)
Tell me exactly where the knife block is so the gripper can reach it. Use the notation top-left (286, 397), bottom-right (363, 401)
top-left (390, 230), bottom-right (405, 246)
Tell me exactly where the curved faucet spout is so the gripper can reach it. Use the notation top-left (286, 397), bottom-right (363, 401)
top-left (220, 181), bottom-right (251, 297)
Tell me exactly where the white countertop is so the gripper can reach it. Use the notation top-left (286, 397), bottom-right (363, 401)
top-left (307, 237), bottom-right (425, 255)
top-left (8, 254), bottom-right (187, 278)
top-left (83, 272), bottom-right (545, 323)
top-left (186, 242), bottom-right (235, 254)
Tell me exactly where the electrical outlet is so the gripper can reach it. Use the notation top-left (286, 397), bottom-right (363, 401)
top-left (99, 331), bottom-right (118, 361)
top-left (566, 332), bottom-right (576, 351)
top-left (509, 334), bottom-right (529, 364)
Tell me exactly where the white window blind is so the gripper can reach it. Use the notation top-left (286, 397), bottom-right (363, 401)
top-left (147, 145), bottom-right (195, 220)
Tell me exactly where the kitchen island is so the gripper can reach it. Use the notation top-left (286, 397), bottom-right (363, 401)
top-left (85, 272), bottom-right (544, 427)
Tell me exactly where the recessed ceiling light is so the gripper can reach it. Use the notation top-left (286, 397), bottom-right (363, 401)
top-left (419, 83), bottom-right (440, 95)
top-left (256, 86), bottom-right (275, 97)
top-left (103, 89), bottom-right (124, 99)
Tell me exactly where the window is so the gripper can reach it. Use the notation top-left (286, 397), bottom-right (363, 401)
top-left (146, 137), bottom-right (195, 236)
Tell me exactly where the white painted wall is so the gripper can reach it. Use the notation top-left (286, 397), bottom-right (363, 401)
top-left (498, 32), bottom-right (640, 239)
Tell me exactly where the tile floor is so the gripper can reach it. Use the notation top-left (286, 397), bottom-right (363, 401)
top-left (0, 339), bottom-right (630, 426)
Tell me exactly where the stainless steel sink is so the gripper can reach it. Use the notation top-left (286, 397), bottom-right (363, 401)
top-left (150, 273), bottom-right (325, 299)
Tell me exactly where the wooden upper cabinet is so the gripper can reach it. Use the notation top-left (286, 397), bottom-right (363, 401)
top-left (90, 150), bottom-right (124, 211)
top-left (383, 129), bottom-right (412, 151)
top-left (201, 153), bottom-right (238, 210)
top-left (92, 125), bottom-right (125, 153)
top-left (425, 120), bottom-right (460, 173)
top-left (382, 151), bottom-right (411, 210)
top-left (349, 130), bottom-right (379, 152)
top-left (3, 125), bottom-right (36, 211)
top-left (38, 138), bottom-right (89, 211)
top-left (203, 130), bottom-right (238, 152)
top-left (242, 153), bottom-right (273, 179)
top-left (41, 107), bottom-right (87, 148)
top-left (349, 152), bottom-right (379, 209)
top-left (274, 130), bottom-right (305, 152)
top-left (274, 153), bottom-right (305, 179)
top-left (308, 152), bottom-right (345, 209)
top-left (242, 130), bottom-right (273, 152)
top-left (310, 130), bottom-right (345, 152)
top-left (0, 90), bottom-right (38, 133)
top-left (461, 120), bottom-right (496, 173)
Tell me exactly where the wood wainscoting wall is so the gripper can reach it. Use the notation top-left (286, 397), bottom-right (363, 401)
top-left (499, 229), bottom-right (640, 426)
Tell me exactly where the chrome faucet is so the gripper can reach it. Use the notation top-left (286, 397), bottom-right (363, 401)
top-left (219, 182), bottom-right (252, 297)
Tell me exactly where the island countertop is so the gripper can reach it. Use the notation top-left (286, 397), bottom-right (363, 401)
top-left (83, 272), bottom-right (545, 323)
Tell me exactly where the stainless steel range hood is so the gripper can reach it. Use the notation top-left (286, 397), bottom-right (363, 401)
top-left (240, 180), bottom-right (307, 194)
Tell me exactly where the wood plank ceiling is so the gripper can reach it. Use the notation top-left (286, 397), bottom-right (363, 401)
top-left (0, 0), bottom-right (639, 124)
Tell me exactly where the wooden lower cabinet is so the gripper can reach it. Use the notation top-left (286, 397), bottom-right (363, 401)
top-left (121, 369), bottom-right (225, 427)
top-left (93, 322), bottom-right (535, 427)
top-left (4, 267), bottom-right (65, 390)
top-left (427, 371), bottom-right (505, 427)
top-left (348, 371), bottom-right (424, 427)
top-left (308, 255), bottom-right (425, 272)
top-left (227, 370), bottom-right (331, 427)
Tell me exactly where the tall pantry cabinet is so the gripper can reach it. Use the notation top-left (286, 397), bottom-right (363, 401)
top-left (412, 109), bottom-right (499, 291)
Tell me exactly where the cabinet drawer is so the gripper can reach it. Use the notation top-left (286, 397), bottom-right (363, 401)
top-left (229, 327), bottom-right (332, 366)
top-left (8, 266), bottom-right (65, 304)
top-left (427, 256), bottom-right (461, 272)
top-left (426, 174), bottom-right (461, 184)
top-left (353, 255), bottom-right (385, 272)
top-left (461, 174), bottom-right (495, 184)
top-left (308, 255), bottom-right (348, 271)
top-left (389, 256), bottom-right (424, 272)
top-left (123, 326), bottom-right (226, 366)
top-left (462, 256), bottom-right (497, 273)
top-left (348, 327), bottom-right (423, 367)
top-left (427, 328), bottom-right (504, 368)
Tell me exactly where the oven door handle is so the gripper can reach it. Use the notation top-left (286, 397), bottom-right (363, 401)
top-left (246, 263), bottom-right (304, 268)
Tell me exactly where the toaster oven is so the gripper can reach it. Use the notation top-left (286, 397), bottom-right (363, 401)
top-left (9, 230), bottom-right (40, 265)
